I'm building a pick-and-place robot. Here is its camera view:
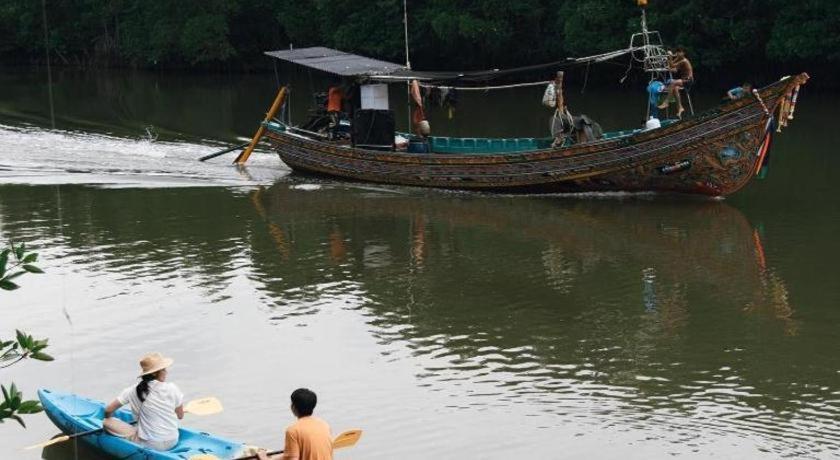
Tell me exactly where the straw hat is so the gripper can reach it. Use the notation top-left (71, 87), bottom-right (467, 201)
top-left (138, 352), bottom-right (174, 377)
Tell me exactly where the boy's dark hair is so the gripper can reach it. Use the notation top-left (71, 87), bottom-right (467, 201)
top-left (291, 388), bottom-right (317, 416)
top-left (674, 46), bottom-right (686, 54)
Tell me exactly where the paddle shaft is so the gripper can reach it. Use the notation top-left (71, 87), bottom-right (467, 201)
top-left (234, 450), bottom-right (283, 460)
top-left (32, 419), bottom-right (137, 449)
top-left (61, 425), bottom-right (111, 442)
top-left (199, 142), bottom-right (250, 162)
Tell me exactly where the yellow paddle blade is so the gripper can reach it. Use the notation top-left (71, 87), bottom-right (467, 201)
top-left (187, 455), bottom-right (221, 460)
top-left (24, 434), bottom-right (70, 450)
top-left (184, 397), bottom-right (223, 416)
top-left (332, 429), bottom-right (362, 449)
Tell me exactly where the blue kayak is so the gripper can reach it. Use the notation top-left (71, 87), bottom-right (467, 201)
top-left (39, 389), bottom-right (246, 459)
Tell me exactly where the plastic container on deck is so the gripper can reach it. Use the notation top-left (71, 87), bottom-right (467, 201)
top-left (408, 139), bottom-right (430, 153)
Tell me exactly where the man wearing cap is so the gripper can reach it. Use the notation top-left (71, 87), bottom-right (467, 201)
top-left (103, 352), bottom-right (184, 451)
top-left (257, 388), bottom-right (333, 460)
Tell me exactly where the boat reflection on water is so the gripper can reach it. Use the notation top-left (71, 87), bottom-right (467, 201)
top-left (246, 183), bottom-right (835, 455)
top-left (250, 183), bottom-right (797, 336)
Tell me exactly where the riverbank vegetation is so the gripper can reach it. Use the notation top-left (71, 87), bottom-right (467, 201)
top-left (1, 243), bottom-right (50, 428)
top-left (1, 0), bottom-right (838, 84)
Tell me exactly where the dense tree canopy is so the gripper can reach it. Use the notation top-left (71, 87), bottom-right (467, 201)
top-left (0, 0), bottom-right (837, 82)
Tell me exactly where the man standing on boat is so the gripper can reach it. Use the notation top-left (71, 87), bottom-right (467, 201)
top-left (544, 71), bottom-right (571, 147)
top-left (660, 47), bottom-right (694, 118)
top-left (257, 388), bottom-right (333, 460)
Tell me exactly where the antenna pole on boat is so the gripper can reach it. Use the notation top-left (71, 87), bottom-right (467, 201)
top-left (403, 0), bottom-right (412, 134)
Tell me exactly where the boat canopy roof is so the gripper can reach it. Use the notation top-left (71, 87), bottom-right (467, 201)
top-left (265, 46), bottom-right (646, 85)
top-left (264, 47), bottom-right (405, 77)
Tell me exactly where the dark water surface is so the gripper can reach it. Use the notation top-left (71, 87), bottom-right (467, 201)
top-left (1, 69), bottom-right (839, 459)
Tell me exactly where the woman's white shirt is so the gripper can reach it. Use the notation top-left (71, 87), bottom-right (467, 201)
top-left (117, 380), bottom-right (184, 442)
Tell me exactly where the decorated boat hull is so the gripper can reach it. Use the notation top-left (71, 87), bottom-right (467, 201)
top-left (266, 74), bottom-right (807, 197)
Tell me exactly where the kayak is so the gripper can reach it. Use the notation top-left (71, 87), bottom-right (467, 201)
top-left (38, 389), bottom-right (246, 459)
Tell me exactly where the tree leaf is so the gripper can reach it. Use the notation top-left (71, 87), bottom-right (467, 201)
top-left (22, 265), bottom-right (44, 274)
top-left (22, 253), bottom-right (38, 264)
top-left (4, 271), bottom-right (25, 281)
top-left (0, 249), bottom-right (8, 277)
top-left (15, 330), bottom-right (31, 350)
top-left (14, 243), bottom-right (25, 261)
top-left (11, 414), bottom-right (26, 428)
top-left (0, 280), bottom-right (19, 291)
top-left (31, 352), bottom-right (54, 362)
top-left (17, 400), bottom-right (43, 414)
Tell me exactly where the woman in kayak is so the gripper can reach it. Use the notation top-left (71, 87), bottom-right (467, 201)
top-left (103, 352), bottom-right (185, 451)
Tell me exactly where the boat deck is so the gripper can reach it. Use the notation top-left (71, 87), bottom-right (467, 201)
top-left (265, 121), bottom-right (675, 155)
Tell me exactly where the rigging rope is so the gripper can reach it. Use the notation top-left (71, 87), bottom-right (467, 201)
top-left (418, 80), bottom-right (549, 91)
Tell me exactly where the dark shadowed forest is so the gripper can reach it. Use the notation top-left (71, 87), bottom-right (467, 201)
top-left (1, 1), bottom-right (838, 86)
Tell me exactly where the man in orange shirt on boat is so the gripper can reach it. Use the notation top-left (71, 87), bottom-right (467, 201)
top-left (326, 86), bottom-right (343, 140)
top-left (257, 388), bottom-right (333, 460)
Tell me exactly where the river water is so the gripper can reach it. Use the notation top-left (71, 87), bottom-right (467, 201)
top-left (1, 68), bottom-right (839, 459)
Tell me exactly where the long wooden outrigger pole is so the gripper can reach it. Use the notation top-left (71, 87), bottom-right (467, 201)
top-left (234, 86), bottom-right (288, 164)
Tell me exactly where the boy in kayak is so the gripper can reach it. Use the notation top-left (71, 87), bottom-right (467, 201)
top-left (103, 352), bottom-right (184, 451)
top-left (257, 388), bottom-right (333, 460)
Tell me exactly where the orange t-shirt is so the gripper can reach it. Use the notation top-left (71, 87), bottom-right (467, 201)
top-left (326, 87), bottom-right (343, 113)
top-left (283, 416), bottom-right (333, 460)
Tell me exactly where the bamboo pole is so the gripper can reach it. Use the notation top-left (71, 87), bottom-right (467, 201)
top-left (234, 86), bottom-right (287, 164)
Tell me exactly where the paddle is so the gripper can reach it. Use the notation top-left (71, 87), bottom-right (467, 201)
top-left (24, 397), bottom-right (224, 450)
top-left (188, 429), bottom-right (362, 460)
top-left (199, 142), bottom-right (250, 162)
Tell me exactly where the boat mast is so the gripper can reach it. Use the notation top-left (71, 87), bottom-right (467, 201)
top-left (629, 0), bottom-right (672, 119)
top-left (403, 0), bottom-right (412, 133)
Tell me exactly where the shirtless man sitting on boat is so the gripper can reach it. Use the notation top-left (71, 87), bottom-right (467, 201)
top-left (257, 388), bottom-right (333, 460)
top-left (659, 47), bottom-right (694, 118)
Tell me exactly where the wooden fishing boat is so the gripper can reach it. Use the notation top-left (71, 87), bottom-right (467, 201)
top-left (260, 72), bottom-right (806, 197)
top-left (232, 6), bottom-right (808, 197)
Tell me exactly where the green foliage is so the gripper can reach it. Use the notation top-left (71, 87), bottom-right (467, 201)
top-left (560, 0), bottom-right (636, 56)
top-left (0, 383), bottom-right (43, 428)
top-left (1, 331), bottom-right (54, 367)
top-left (0, 0), bottom-right (837, 76)
top-left (1, 242), bottom-right (48, 428)
top-left (1, 242), bottom-right (43, 291)
top-left (766, 1), bottom-right (840, 62)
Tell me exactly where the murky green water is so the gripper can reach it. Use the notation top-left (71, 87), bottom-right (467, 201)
top-left (1, 69), bottom-right (839, 459)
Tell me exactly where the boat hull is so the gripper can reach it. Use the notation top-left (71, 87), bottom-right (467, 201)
top-left (267, 74), bottom-right (807, 196)
top-left (38, 389), bottom-right (246, 460)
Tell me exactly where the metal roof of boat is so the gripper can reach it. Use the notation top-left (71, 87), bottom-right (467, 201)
top-left (264, 47), bottom-right (406, 77)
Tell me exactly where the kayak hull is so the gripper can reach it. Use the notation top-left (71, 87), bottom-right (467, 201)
top-left (38, 389), bottom-right (246, 460)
